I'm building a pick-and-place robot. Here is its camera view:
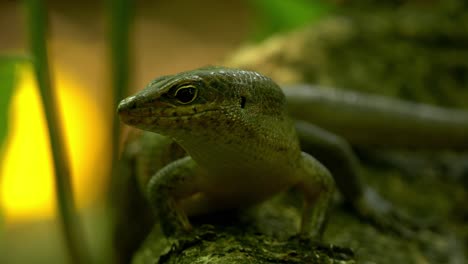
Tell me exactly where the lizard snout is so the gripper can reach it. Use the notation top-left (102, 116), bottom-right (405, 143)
top-left (117, 96), bottom-right (140, 125)
top-left (118, 95), bottom-right (161, 130)
top-left (118, 96), bottom-right (137, 114)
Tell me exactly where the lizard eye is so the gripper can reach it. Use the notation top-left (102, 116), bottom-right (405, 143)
top-left (174, 85), bottom-right (198, 104)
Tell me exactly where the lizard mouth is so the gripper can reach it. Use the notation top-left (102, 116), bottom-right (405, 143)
top-left (119, 108), bottom-right (223, 132)
top-left (157, 108), bottom-right (222, 118)
top-left (118, 103), bottom-right (221, 122)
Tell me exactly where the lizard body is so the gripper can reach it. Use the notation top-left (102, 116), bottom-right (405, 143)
top-left (118, 67), bottom-right (334, 237)
top-left (116, 66), bottom-right (468, 261)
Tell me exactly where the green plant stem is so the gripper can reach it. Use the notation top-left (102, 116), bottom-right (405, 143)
top-left (109, 0), bottom-right (132, 159)
top-left (107, 0), bottom-right (132, 261)
top-left (108, 0), bottom-right (132, 205)
top-left (24, 1), bottom-right (90, 263)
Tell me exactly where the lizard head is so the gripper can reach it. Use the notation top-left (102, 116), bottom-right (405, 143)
top-left (118, 67), bottom-right (287, 141)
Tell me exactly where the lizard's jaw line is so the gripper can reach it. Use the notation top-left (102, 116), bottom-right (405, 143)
top-left (122, 108), bottom-right (222, 119)
top-left (118, 108), bottom-right (226, 131)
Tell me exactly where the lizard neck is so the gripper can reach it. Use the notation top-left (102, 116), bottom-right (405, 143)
top-left (171, 109), bottom-right (302, 174)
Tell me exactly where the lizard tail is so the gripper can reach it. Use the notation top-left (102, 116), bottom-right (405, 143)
top-left (284, 85), bottom-right (468, 149)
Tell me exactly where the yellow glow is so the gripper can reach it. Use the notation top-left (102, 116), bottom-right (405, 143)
top-left (0, 64), bottom-right (110, 223)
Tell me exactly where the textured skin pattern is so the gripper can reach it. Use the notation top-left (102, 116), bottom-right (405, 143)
top-left (118, 67), bottom-right (334, 238)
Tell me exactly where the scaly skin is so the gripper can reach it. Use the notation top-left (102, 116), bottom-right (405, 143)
top-left (118, 67), bottom-right (335, 238)
top-left (115, 66), bottom-right (468, 261)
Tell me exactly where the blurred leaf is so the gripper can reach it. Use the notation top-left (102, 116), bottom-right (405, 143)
top-left (0, 55), bottom-right (22, 234)
top-left (0, 56), bottom-right (20, 150)
top-left (250, 0), bottom-right (333, 41)
top-left (25, 0), bottom-right (90, 262)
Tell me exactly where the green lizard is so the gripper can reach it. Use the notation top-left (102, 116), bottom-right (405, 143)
top-left (115, 66), bottom-right (468, 260)
top-left (118, 67), bottom-right (334, 238)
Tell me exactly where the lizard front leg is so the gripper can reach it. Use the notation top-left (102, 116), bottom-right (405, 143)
top-left (296, 152), bottom-right (335, 239)
top-left (147, 156), bottom-right (201, 236)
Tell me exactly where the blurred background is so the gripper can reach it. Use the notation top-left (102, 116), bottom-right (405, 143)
top-left (0, 0), bottom-right (329, 263)
top-left (1, 0), bottom-right (468, 263)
